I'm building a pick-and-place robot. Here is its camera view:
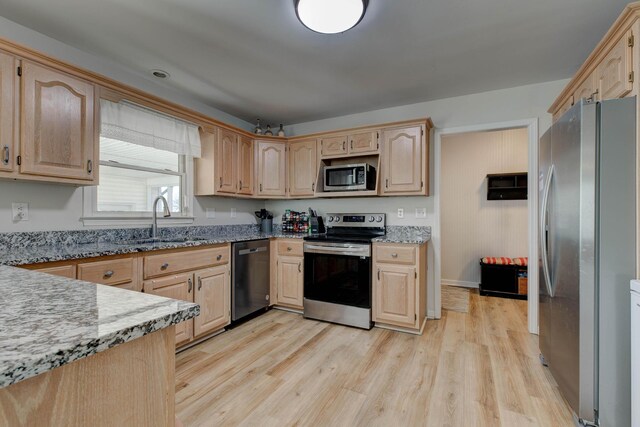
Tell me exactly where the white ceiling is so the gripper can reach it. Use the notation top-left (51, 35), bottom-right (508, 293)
top-left (0, 0), bottom-right (628, 125)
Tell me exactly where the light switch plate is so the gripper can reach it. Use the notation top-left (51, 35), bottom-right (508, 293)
top-left (12, 203), bottom-right (29, 221)
top-left (206, 208), bottom-right (216, 218)
top-left (416, 208), bottom-right (427, 219)
top-left (397, 208), bottom-right (404, 219)
top-left (230, 208), bottom-right (237, 218)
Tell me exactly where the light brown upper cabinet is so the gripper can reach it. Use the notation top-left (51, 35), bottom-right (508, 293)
top-left (237, 135), bottom-right (254, 195)
top-left (573, 74), bottom-right (598, 104)
top-left (0, 51), bottom-right (15, 174)
top-left (381, 125), bottom-right (427, 195)
top-left (320, 135), bottom-right (348, 157)
top-left (320, 130), bottom-right (380, 158)
top-left (597, 30), bottom-right (634, 101)
top-left (20, 61), bottom-right (96, 182)
top-left (288, 139), bottom-right (317, 197)
top-left (216, 128), bottom-right (238, 194)
top-left (349, 130), bottom-right (379, 154)
top-left (256, 140), bottom-right (286, 197)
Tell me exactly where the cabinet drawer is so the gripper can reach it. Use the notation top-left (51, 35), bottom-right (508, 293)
top-left (277, 240), bottom-right (304, 257)
top-left (77, 257), bottom-right (133, 285)
top-left (374, 244), bottom-right (416, 264)
top-left (144, 246), bottom-right (229, 279)
top-left (36, 264), bottom-right (77, 279)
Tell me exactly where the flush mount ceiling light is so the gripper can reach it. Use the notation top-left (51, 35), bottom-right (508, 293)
top-left (295, 0), bottom-right (368, 34)
top-left (151, 69), bottom-right (170, 79)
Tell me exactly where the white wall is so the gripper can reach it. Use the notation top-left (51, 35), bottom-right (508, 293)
top-left (279, 78), bottom-right (569, 317)
top-left (441, 128), bottom-right (528, 286)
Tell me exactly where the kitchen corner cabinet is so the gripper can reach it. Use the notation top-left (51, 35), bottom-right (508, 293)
top-left (0, 51), bottom-right (16, 174)
top-left (372, 242), bottom-right (427, 334)
top-left (288, 139), bottom-right (317, 197)
top-left (256, 140), bottom-right (287, 197)
top-left (20, 61), bottom-right (96, 182)
top-left (273, 239), bottom-right (304, 310)
top-left (381, 124), bottom-right (428, 196)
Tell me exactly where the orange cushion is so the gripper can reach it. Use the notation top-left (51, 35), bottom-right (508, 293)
top-left (512, 257), bottom-right (528, 266)
top-left (481, 257), bottom-right (513, 265)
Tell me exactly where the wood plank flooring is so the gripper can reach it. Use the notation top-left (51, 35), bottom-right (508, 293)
top-left (175, 291), bottom-right (574, 426)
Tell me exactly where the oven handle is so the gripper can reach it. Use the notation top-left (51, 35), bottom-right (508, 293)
top-left (304, 245), bottom-right (370, 257)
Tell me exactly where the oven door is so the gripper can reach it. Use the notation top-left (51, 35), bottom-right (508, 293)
top-left (303, 242), bottom-right (371, 309)
top-left (324, 165), bottom-right (366, 191)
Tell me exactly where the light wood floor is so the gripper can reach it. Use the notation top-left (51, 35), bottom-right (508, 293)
top-left (175, 291), bottom-right (574, 426)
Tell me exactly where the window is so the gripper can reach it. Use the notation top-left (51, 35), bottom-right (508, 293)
top-left (97, 137), bottom-right (185, 214)
top-left (82, 99), bottom-right (201, 225)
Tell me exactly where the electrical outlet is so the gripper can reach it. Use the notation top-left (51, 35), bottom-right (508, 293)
top-left (397, 208), bottom-right (404, 219)
top-left (206, 208), bottom-right (216, 219)
top-left (12, 203), bottom-right (29, 221)
top-left (415, 208), bottom-right (427, 219)
top-left (230, 208), bottom-right (237, 218)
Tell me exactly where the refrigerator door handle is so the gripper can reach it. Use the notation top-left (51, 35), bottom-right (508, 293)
top-left (540, 164), bottom-right (555, 297)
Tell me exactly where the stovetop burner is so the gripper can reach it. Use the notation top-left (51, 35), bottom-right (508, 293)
top-left (303, 212), bottom-right (386, 244)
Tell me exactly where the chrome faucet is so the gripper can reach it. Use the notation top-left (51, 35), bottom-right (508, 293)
top-left (152, 196), bottom-right (171, 239)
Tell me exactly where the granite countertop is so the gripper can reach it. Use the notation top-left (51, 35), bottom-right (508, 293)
top-left (0, 266), bottom-right (199, 388)
top-left (372, 226), bottom-right (431, 244)
top-left (0, 230), bottom-right (307, 267)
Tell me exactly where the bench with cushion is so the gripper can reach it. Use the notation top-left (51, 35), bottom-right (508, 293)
top-left (479, 257), bottom-right (528, 299)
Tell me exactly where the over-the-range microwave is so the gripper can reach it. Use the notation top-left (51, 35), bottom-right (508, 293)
top-left (323, 163), bottom-right (376, 192)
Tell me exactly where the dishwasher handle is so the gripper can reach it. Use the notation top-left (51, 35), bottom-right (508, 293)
top-left (238, 246), bottom-right (268, 256)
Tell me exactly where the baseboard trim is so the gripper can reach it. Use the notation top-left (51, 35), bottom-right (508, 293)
top-left (442, 279), bottom-right (479, 289)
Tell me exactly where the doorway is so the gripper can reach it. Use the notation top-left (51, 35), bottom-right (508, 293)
top-left (433, 119), bottom-right (539, 334)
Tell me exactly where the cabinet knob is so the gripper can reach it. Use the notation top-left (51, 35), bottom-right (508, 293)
top-left (161, 262), bottom-right (169, 270)
top-left (391, 253), bottom-right (398, 258)
top-left (217, 254), bottom-right (223, 261)
top-left (287, 247), bottom-right (292, 251)
top-left (103, 270), bottom-right (114, 278)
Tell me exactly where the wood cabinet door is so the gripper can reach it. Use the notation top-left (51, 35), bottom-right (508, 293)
top-left (573, 74), bottom-right (598, 104)
top-left (374, 264), bottom-right (416, 328)
top-left (381, 125), bottom-right (423, 194)
top-left (289, 139), bottom-right (317, 196)
top-left (237, 135), bottom-right (254, 195)
top-left (194, 266), bottom-right (230, 337)
top-left (320, 135), bottom-right (348, 157)
top-left (349, 131), bottom-right (379, 154)
top-left (0, 52), bottom-right (15, 174)
top-left (144, 273), bottom-right (194, 346)
top-left (20, 61), bottom-right (95, 181)
top-left (257, 141), bottom-right (286, 196)
top-left (276, 256), bottom-right (303, 308)
top-left (216, 128), bottom-right (238, 194)
top-left (597, 31), bottom-right (633, 101)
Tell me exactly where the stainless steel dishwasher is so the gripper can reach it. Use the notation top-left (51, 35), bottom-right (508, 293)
top-left (232, 239), bottom-right (270, 322)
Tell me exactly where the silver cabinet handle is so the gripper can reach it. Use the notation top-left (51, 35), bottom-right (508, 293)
top-left (103, 270), bottom-right (114, 278)
top-left (188, 278), bottom-right (193, 293)
top-left (385, 179), bottom-right (389, 188)
top-left (239, 180), bottom-right (242, 188)
top-left (198, 277), bottom-right (202, 291)
top-left (217, 254), bottom-right (223, 261)
top-left (219, 176), bottom-right (223, 188)
top-left (342, 140), bottom-right (346, 151)
top-left (260, 183), bottom-right (263, 192)
top-left (161, 262), bottom-right (169, 270)
top-left (2, 146), bottom-right (8, 165)
top-left (87, 159), bottom-right (93, 174)
top-left (298, 262), bottom-right (302, 273)
top-left (377, 269), bottom-right (381, 280)
top-left (312, 182), bottom-right (315, 192)
top-left (391, 253), bottom-right (398, 258)
top-left (350, 140), bottom-right (354, 150)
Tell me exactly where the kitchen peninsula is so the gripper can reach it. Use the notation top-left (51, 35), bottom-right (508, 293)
top-left (0, 266), bottom-right (199, 426)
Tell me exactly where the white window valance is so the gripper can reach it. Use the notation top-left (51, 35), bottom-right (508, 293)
top-left (100, 99), bottom-right (201, 158)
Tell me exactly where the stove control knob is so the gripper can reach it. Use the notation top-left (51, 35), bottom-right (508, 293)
top-left (335, 216), bottom-right (340, 222)
top-left (328, 216), bottom-right (334, 222)
top-left (369, 216), bottom-right (375, 222)
top-left (376, 216), bottom-right (383, 223)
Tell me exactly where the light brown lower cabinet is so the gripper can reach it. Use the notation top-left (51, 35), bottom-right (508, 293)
top-left (34, 264), bottom-right (76, 279)
top-left (194, 266), bottom-right (231, 337)
top-left (144, 273), bottom-right (195, 346)
top-left (372, 242), bottom-right (427, 334)
top-left (276, 256), bottom-right (304, 309)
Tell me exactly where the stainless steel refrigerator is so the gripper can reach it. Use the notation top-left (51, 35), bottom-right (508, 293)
top-left (539, 97), bottom-right (636, 427)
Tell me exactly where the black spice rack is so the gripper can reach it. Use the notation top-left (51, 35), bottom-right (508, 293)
top-left (487, 172), bottom-right (528, 200)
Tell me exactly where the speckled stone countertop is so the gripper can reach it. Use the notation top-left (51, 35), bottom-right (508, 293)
top-left (0, 266), bottom-right (199, 388)
top-left (0, 224), bottom-right (430, 266)
top-left (373, 226), bottom-right (431, 244)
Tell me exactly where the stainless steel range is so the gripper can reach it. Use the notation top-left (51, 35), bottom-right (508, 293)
top-left (303, 213), bottom-right (386, 329)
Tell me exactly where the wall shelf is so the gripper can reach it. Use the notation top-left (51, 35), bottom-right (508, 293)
top-left (487, 172), bottom-right (527, 200)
